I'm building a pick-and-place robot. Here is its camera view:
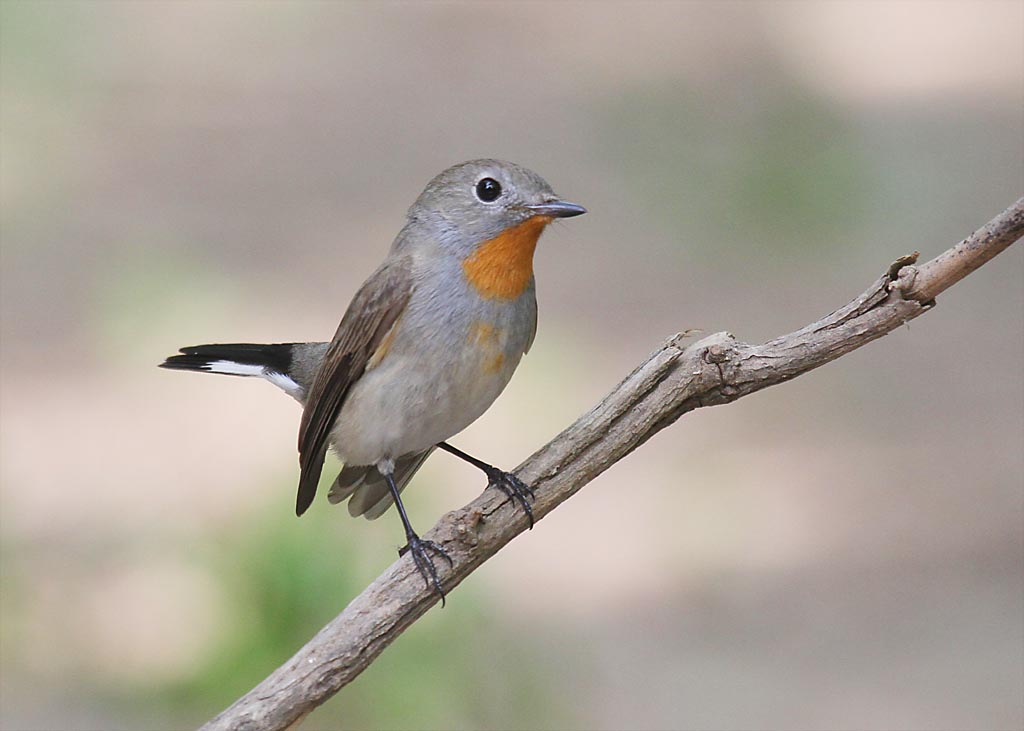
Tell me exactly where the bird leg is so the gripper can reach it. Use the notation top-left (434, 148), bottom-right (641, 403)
top-left (382, 467), bottom-right (452, 605)
top-left (436, 442), bottom-right (536, 528)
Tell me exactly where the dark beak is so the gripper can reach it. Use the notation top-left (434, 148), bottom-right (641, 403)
top-left (526, 199), bottom-right (587, 218)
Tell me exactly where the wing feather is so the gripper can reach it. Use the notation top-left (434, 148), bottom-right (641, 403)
top-left (294, 256), bottom-right (413, 515)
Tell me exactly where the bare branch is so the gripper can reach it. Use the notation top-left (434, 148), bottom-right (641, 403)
top-left (200, 197), bottom-right (1023, 731)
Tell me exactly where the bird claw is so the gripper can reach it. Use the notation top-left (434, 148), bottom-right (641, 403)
top-left (486, 468), bottom-right (536, 528)
top-left (399, 535), bottom-right (453, 606)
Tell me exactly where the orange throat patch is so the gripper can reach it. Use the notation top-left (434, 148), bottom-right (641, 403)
top-left (462, 215), bottom-right (552, 299)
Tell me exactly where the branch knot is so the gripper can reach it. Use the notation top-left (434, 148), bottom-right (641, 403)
top-left (702, 343), bottom-right (740, 399)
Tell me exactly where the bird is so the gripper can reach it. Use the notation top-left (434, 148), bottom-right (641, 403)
top-left (161, 159), bottom-right (586, 602)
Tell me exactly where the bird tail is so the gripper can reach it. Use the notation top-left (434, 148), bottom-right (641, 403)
top-left (160, 343), bottom-right (305, 399)
top-left (328, 449), bottom-right (435, 520)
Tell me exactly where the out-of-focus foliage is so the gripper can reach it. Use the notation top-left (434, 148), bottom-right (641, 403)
top-left (131, 500), bottom-right (570, 729)
top-left (602, 82), bottom-right (871, 262)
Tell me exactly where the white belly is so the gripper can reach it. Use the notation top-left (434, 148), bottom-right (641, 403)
top-left (328, 313), bottom-right (526, 466)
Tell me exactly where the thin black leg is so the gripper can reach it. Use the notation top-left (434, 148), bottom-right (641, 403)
top-left (437, 442), bottom-right (536, 528)
top-left (383, 468), bottom-right (452, 606)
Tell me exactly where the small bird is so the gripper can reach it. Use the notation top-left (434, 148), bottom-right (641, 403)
top-left (161, 159), bottom-right (585, 601)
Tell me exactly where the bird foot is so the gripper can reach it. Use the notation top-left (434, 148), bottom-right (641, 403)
top-left (485, 468), bottom-right (536, 528)
top-left (399, 535), bottom-right (453, 606)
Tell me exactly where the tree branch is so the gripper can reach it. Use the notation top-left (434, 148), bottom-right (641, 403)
top-left (200, 198), bottom-right (1023, 731)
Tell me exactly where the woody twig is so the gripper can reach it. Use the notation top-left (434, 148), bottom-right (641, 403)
top-left (200, 197), bottom-right (1023, 731)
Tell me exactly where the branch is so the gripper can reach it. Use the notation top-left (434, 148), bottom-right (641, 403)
top-left (201, 198), bottom-right (1023, 731)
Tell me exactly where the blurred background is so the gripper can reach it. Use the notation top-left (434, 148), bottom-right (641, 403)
top-left (1, 2), bottom-right (1022, 729)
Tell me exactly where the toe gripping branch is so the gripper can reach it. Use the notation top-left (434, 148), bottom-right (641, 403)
top-left (398, 534), bottom-right (453, 606)
top-left (385, 469), bottom-right (453, 605)
top-left (483, 467), bottom-right (536, 528)
top-left (437, 442), bottom-right (536, 528)
top-left (393, 443), bottom-right (537, 607)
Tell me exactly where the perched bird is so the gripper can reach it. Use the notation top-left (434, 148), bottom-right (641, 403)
top-left (161, 159), bottom-right (586, 601)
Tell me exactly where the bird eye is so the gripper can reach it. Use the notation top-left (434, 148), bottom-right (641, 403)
top-left (475, 177), bottom-right (502, 203)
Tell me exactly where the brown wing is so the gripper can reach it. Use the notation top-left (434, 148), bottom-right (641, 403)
top-left (294, 256), bottom-right (413, 516)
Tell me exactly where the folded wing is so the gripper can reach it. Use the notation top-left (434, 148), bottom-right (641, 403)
top-left (295, 256), bottom-right (414, 516)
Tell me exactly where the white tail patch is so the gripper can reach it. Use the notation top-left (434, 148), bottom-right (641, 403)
top-left (265, 371), bottom-right (303, 399)
top-left (205, 360), bottom-right (265, 377)
top-left (206, 360), bottom-right (302, 399)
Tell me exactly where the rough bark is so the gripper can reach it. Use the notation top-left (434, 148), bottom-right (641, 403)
top-left (200, 197), bottom-right (1023, 731)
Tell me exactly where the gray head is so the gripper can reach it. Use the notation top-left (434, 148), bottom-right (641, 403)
top-left (400, 159), bottom-right (586, 258)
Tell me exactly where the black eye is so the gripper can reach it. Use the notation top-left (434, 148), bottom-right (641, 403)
top-left (475, 177), bottom-right (502, 203)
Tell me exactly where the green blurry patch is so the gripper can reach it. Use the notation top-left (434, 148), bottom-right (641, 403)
top-left (599, 76), bottom-right (870, 264)
top-left (91, 243), bottom-right (245, 366)
top-left (0, 0), bottom-right (100, 92)
top-left (120, 487), bottom-right (573, 730)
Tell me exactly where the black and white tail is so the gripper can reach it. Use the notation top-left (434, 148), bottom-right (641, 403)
top-left (162, 340), bottom-right (431, 520)
top-left (160, 343), bottom-right (304, 400)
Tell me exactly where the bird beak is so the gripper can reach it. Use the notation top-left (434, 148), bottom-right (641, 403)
top-left (525, 200), bottom-right (587, 218)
